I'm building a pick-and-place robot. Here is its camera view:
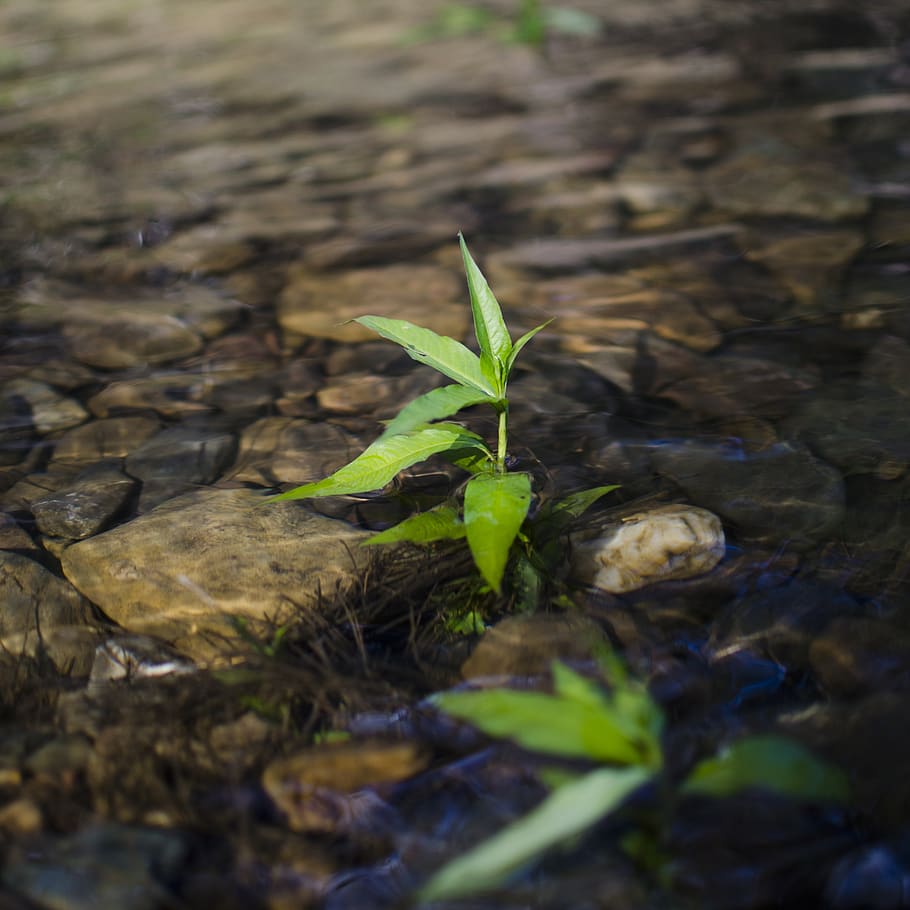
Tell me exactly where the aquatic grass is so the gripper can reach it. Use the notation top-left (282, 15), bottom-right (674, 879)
top-left (270, 235), bottom-right (609, 597)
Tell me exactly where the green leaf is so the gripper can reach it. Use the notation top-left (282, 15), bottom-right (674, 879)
top-left (459, 234), bottom-right (512, 385)
top-left (267, 424), bottom-right (485, 501)
top-left (420, 766), bottom-right (651, 901)
top-left (431, 687), bottom-right (644, 765)
top-left (682, 736), bottom-right (849, 803)
top-left (545, 484), bottom-right (620, 522)
top-left (464, 471), bottom-right (531, 593)
top-left (378, 384), bottom-right (494, 440)
top-left (505, 319), bottom-right (553, 374)
top-left (363, 504), bottom-right (466, 545)
top-left (544, 7), bottom-right (603, 37)
top-left (354, 315), bottom-right (496, 396)
top-left (551, 661), bottom-right (613, 710)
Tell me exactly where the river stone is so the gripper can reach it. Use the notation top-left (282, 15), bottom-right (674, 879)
top-left (461, 613), bottom-right (608, 680)
top-left (651, 441), bottom-right (845, 546)
top-left (703, 130), bottom-right (868, 222)
top-left (277, 263), bottom-right (467, 343)
top-left (52, 417), bottom-right (161, 463)
top-left (572, 504), bottom-right (725, 594)
top-left (229, 417), bottom-right (362, 487)
top-left (125, 425), bottom-right (237, 487)
top-left (0, 551), bottom-right (97, 671)
top-left (59, 488), bottom-right (374, 660)
top-left (31, 462), bottom-right (137, 540)
top-left (3, 379), bottom-right (88, 436)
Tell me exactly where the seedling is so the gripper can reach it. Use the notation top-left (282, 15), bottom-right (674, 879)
top-left (420, 657), bottom-right (850, 901)
top-left (270, 235), bottom-right (613, 596)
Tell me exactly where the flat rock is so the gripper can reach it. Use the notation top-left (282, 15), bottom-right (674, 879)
top-left (461, 613), bottom-right (608, 679)
top-left (52, 417), bottom-right (161, 463)
top-left (651, 441), bottom-right (845, 547)
top-left (0, 551), bottom-right (98, 671)
top-left (31, 462), bottom-right (137, 540)
top-left (572, 503), bottom-right (725, 594)
top-left (278, 263), bottom-right (466, 343)
top-left (60, 488), bottom-right (374, 660)
top-left (3, 379), bottom-right (88, 436)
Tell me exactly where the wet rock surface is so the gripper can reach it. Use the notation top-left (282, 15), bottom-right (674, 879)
top-left (0, 0), bottom-right (908, 908)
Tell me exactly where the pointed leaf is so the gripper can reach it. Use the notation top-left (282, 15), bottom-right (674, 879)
top-left (543, 484), bottom-right (621, 523)
top-left (363, 505), bottom-right (465, 545)
top-left (268, 424), bottom-right (485, 501)
top-left (354, 315), bottom-right (495, 396)
top-left (459, 234), bottom-right (512, 380)
top-left (432, 687), bottom-right (643, 764)
top-left (682, 736), bottom-right (849, 803)
top-left (464, 471), bottom-right (531, 593)
top-left (505, 319), bottom-right (553, 374)
top-left (378, 384), bottom-right (494, 440)
top-left (420, 766), bottom-right (651, 901)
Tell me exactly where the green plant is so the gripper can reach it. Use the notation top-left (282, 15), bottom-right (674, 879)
top-left (420, 657), bottom-right (849, 901)
top-left (270, 235), bottom-right (612, 596)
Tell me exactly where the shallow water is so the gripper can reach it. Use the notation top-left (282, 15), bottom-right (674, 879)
top-left (1, 1), bottom-right (910, 908)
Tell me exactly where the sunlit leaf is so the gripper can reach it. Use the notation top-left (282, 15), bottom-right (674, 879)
top-left (682, 735), bottom-right (849, 803)
top-left (268, 424), bottom-right (485, 501)
top-left (354, 315), bottom-right (496, 396)
top-left (363, 504), bottom-right (466, 545)
top-left (459, 233), bottom-right (512, 386)
top-left (505, 319), bottom-right (554, 374)
top-left (378, 384), bottom-right (494, 440)
top-left (432, 687), bottom-right (643, 764)
top-left (464, 471), bottom-right (531, 593)
top-left (551, 661), bottom-right (613, 710)
top-left (420, 766), bottom-right (651, 901)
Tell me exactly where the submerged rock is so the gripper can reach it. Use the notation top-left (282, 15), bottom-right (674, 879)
top-left (59, 488), bottom-right (373, 661)
top-left (572, 503), bottom-right (725, 594)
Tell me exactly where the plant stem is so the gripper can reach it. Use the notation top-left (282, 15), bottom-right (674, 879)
top-left (496, 404), bottom-right (508, 473)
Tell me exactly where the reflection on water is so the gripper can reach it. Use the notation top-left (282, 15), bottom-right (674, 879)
top-left (1, 0), bottom-right (909, 907)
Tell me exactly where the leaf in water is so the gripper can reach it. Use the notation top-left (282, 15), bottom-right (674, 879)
top-left (464, 471), bottom-right (531, 593)
top-left (432, 687), bottom-right (643, 764)
top-left (459, 233), bottom-right (512, 385)
top-left (363, 504), bottom-right (466, 545)
top-left (378, 384), bottom-right (494, 440)
top-left (506, 319), bottom-right (554, 374)
top-left (546, 484), bottom-right (621, 521)
top-left (268, 424), bottom-right (485, 501)
top-left (682, 735), bottom-right (849, 803)
top-left (354, 315), bottom-right (495, 396)
top-left (420, 765), bottom-right (651, 901)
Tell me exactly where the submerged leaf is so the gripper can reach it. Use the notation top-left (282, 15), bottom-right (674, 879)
top-left (432, 687), bottom-right (644, 765)
top-left (268, 424), bottom-right (485, 501)
top-left (464, 471), bottom-right (531, 593)
top-left (460, 233), bottom-right (512, 385)
top-left (545, 484), bottom-right (621, 522)
top-left (682, 735), bottom-right (849, 803)
top-left (355, 315), bottom-right (495, 395)
top-left (364, 504), bottom-right (466, 545)
top-left (420, 766), bottom-right (651, 901)
top-left (378, 384), bottom-right (494, 440)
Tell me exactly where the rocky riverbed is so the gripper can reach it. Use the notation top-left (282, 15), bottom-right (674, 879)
top-left (1, 0), bottom-right (910, 907)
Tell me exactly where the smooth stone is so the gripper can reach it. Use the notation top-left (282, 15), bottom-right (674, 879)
top-left (87, 375), bottom-right (215, 419)
top-left (809, 617), bottom-right (910, 697)
top-left (125, 425), bottom-right (237, 487)
top-left (461, 613), bottom-right (608, 680)
top-left (317, 371), bottom-right (441, 418)
top-left (0, 551), bottom-right (97, 670)
top-left (703, 130), bottom-right (868, 222)
top-left (0, 797), bottom-right (43, 835)
top-left (3, 379), bottom-right (88, 435)
top-left (52, 417), bottom-right (161, 463)
top-left (572, 504), bottom-right (725, 594)
top-left (0, 511), bottom-right (36, 552)
top-left (2, 823), bottom-right (189, 910)
top-left (785, 381), bottom-right (910, 476)
top-left (60, 488), bottom-right (374, 660)
top-left (262, 739), bottom-right (428, 834)
top-left (278, 263), bottom-right (466, 343)
top-left (742, 229), bottom-right (865, 313)
top-left (31, 462), bottom-right (136, 539)
top-left (651, 441), bottom-right (845, 546)
top-left (89, 634), bottom-right (197, 685)
top-left (229, 417), bottom-right (362, 487)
